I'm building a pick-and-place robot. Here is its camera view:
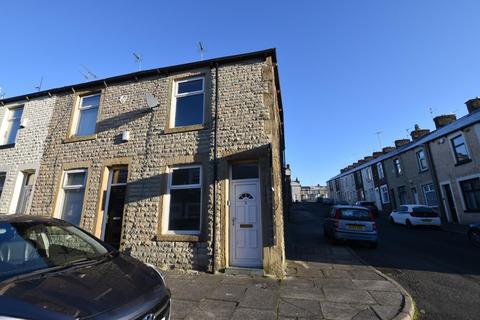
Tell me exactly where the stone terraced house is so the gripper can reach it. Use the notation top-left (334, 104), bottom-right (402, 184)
top-left (0, 96), bottom-right (56, 215)
top-left (1, 49), bottom-right (287, 277)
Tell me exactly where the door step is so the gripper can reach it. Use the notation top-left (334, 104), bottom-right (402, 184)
top-left (224, 267), bottom-right (264, 277)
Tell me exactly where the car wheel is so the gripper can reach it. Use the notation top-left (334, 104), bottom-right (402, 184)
top-left (389, 217), bottom-right (395, 225)
top-left (369, 242), bottom-right (378, 249)
top-left (406, 220), bottom-right (413, 228)
top-left (469, 230), bottom-right (480, 247)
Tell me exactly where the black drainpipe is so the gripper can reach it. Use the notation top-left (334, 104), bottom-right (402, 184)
top-left (212, 62), bottom-right (219, 272)
top-left (424, 142), bottom-right (445, 220)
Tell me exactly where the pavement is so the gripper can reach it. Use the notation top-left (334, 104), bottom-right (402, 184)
top-left (163, 203), bottom-right (413, 320)
top-left (351, 210), bottom-right (480, 320)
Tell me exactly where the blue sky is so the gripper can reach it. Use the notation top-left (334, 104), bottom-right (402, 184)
top-left (1, 1), bottom-right (480, 185)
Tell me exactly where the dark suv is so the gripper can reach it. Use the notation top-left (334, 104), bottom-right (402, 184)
top-left (0, 215), bottom-right (170, 320)
top-left (354, 201), bottom-right (379, 218)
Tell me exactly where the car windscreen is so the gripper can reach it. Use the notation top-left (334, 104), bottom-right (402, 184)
top-left (340, 208), bottom-right (372, 221)
top-left (0, 221), bottom-right (109, 282)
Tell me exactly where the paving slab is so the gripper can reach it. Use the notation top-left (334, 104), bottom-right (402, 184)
top-left (280, 285), bottom-right (325, 301)
top-left (369, 291), bottom-right (403, 307)
top-left (278, 297), bottom-right (323, 317)
top-left (352, 280), bottom-right (399, 292)
top-left (184, 299), bottom-right (237, 320)
top-left (323, 288), bottom-right (376, 304)
top-left (320, 302), bottom-right (371, 320)
top-left (230, 307), bottom-right (277, 320)
top-left (372, 305), bottom-right (402, 320)
top-left (206, 284), bottom-right (247, 302)
top-left (238, 285), bottom-right (279, 310)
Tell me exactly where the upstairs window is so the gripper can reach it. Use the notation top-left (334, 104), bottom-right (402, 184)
top-left (59, 170), bottom-right (87, 226)
top-left (1, 106), bottom-right (23, 145)
top-left (394, 158), bottom-right (402, 176)
top-left (0, 172), bottom-right (5, 198)
top-left (460, 178), bottom-right (480, 212)
top-left (165, 166), bottom-right (202, 234)
top-left (377, 162), bottom-right (384, 179)
top-left (451, 134), bottom-right (470, 164)
top-left (416, 149), bottom-right (428, 171)
top-left (74, 93), bottom-right (100, 136)
top-left (171, 77), bottom-right (204, 128)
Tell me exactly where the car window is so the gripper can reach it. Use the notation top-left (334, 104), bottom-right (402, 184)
top-left (339, 208), bottom-right (372, 221)
top-left (412, 207), bottom-right (434, 213)
top-left (0, 221), bottom-right (109, 282)
top-left (399, 206), bottom-right (408, 212)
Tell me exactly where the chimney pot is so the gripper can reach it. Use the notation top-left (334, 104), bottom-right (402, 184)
top-left (395, 139), bottom-right (410, 148)
top-left (465, 97), bottom-right (480, 114)
top-left (433, 114), bottom-right (457, 129)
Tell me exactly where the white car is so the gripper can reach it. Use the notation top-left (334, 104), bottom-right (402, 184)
top-left (389, 205), bottom-right (441, 227)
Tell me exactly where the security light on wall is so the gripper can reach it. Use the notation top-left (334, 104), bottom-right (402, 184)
top-left (121, 131), bottom-right (130, 142)
top-left (145, 93), bottom-right (159, 109)
top-left (20, 118), bottom-right (28, 128)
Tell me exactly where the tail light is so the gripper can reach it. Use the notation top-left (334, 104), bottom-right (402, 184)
top-left (335, 209), bottom-right (342, 219)
top-left (334, 220), bottom-right (340, 229)
top-left (410, 211), bottom-right (417, 217)
top-left (368, 210), bottom-right (375, 220)
top-left (372, 221), bottom-right (377, 230)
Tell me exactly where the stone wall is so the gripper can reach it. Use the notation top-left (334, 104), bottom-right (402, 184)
top-left (0, 96), bottom-right (56, 214)
top-left (29, 56), bottom-right (285, 276)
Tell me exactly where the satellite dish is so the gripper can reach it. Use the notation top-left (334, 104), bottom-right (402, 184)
top-left (145, 93), bottom-right (159, 109)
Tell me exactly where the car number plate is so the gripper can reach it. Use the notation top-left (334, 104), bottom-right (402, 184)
top-left (347, 225), bottom-right (365, 230)
top-left (421, 219), bottom-right (432, 222)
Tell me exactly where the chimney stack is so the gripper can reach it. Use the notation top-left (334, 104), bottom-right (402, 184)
top-left (363, 156), bottom-right (374, 162)
top-left (410, 124), bottom-right (430, 141)
top-left (395, 139), bottom-right (410, 148)
top-left (382, 146), bottom-right (395, 153)
top-left (466, 97), bottom-right (480, 114)
top-left (372, 152), bottom-right (383, 158)
top-left (358, 159), bottom-right (366, 165)
top-left (433, 114), bottom-right (457, 129)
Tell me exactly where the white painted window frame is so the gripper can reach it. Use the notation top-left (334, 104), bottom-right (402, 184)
top-left (162, 164), bottom-right (202, 235)
top-left (380, 184), bottom-right (390, 204)
top-left (0, 105), bottom-right (24, 145)
top-left (421, 182), bottom-right (437, 206)
top-left (170, 77), bottom-right (205, 128)
top-left (56, 169), bottom-right (88, 219)
top-left (416, 149), bottom-right (428, 172)
top-left (73, 93), bottom-right (100, 136)
top-left (377, 162), bottom-right (384, 179)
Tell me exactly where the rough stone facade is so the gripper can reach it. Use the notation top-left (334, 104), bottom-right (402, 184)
top-left (0, 96), bottom-right (56, 214)
top-left (26, 50), bottom-right (286, 277)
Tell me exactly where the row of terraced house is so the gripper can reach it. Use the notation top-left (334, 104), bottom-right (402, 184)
top-left (328, 98), bottom-right (480, 225)
top-left (0, 49), bottom-right (288, 277)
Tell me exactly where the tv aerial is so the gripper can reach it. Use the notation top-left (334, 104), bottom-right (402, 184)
top-left (35, 76), bottom-right (43, 92)
top-left (133, 52), bottom-right (143, 71)
top-left (198, 42), bottom-right (206, 60)
top-left (0, 87), bottom-right (5, 99)
top-left (79, 64), bottom-right (97, 80)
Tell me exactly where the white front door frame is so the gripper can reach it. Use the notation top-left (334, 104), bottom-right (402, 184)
top-left (229, 178), bottom-right (263, 268)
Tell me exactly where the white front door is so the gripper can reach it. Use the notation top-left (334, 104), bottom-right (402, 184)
top-left (230, 180), bottom-right (262, 268)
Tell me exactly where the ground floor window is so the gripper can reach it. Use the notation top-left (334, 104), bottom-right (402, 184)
top-left (59, 169), bottom-right (87, 226)
top-left (460, 178), bottom-right (480, 212)
top-left (380, 185), bottom-right (390, 204)
top-left (422, 183), bottom-right (438, 207)
top-left (166, 165), bottom-right (202, 234)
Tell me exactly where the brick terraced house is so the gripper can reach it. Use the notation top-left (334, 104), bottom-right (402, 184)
top-left (0, 49), bottom-right (287, 277)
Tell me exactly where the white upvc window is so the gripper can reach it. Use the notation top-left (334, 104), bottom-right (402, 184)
top-left (0, 172), bottom-right (6, 198)
top-left (58, 169), bottom-right (87, 226)
top-left (377, 162), bottom-right (384, 179)
top-left (367, 167), bottom-right (372, 182)
top-left (171, 77), bottom-right (205, 128)
top-left (380, 184), bottom-right (390, 204)
top-left (163, 165), bottom-right (202, 234)
top-left (416, 149), bottom-right (428, 171)
top-left (422, 183), bottom-right (438, 207)
top-left (73, 93), bottom-right (100, 136)
top-left (1, 106), bottom-right (23, 145)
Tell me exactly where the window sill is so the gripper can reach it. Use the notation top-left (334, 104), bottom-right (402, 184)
top-left (418, 169), bottom-right (429, 174)
top-left (63, 134), bottom-right (97, 143)
top-left (164, 124), bottom-right (208, 134)
top-left (455, 159), bottom-right (472, 167)
top-left (464, 210), bottom-right (480, 214)
top-left (0, 143), bottom-right (15, 150)
top-left (154, 234), bottom-right (200, 242)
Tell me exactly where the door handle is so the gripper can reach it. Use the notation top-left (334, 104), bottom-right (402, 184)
top-left (113, 217), bottom-right (121, 221)
top-left (232, 217), bottom-right (236, 226)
